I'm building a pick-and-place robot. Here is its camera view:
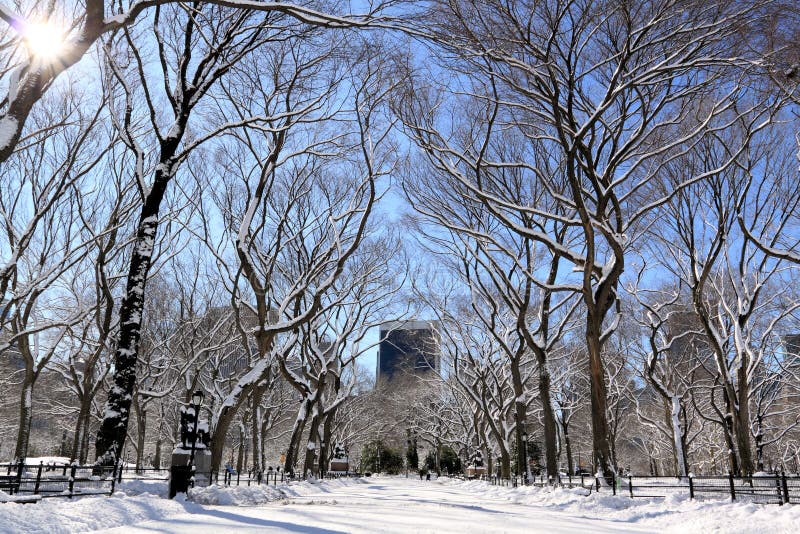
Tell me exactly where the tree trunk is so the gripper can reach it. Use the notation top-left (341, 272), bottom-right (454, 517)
top-left (587, 318), bottom-right (614, 477)
top-left (236, 423), bottom-right (245, 473)
top-left (95, 125), bottom-right (184, 465)
top-left (94, 200), bottom-right (166, 465)
top-left (319, 408), bottom-right (335, 476)
top-left (135, 405), bottom-right (146, 471)
top-left (562, 419), bottom-right (574, 476)
top-left (667, 396), bottom-right (688, 477)
top-left (13, 375), bottom-right (34, 461)
top-left (721, 389), bottom-right (741, 475)
top-left (71, 395), bottom-right (92, 462)
top-left (537, 365), bottom-right (559, 478)
top-left (251, 386), bottom-right (264, 472)
top-left (755, 415), bottom-right (764, 472)
top-left (735, 364), bottom-right (755, 475)
top-left (303, 408), bottom-right (321, 477)
top-left (500, 448), bottom-right (511, 479)
top-left (79, 418), bottom-right (91, 464)
top-left (210, 382), bottom-right (254, 471)
top-left (509, 353), bottom-right (529, 479)
top-left (284, 396), bottom-right (315, 476)
top-left (154, 437), bottom-right (162, 470)
top-left (153, 403), bottom-right (165, 469)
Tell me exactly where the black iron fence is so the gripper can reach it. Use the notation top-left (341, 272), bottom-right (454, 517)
top-left (1, 460), bottom-right (119, 500)
top-left (210, 468), bottom-right (362, 487)
top-left (478, 472), bottom-right (800, 505)
top-left (0, 460), bottom-right (362, 502)
top-left (7, 459), bottom-right (794, 507)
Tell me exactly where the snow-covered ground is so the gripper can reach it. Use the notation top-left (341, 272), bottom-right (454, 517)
top-left (0, 476), bottom-right (797, 533)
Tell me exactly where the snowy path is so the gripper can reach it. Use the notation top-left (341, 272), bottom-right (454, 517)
top-left (92, 478), bottom-right (652, 533)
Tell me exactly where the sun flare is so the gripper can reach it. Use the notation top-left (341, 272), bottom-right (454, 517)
top-left (23, 22), bottom-right (66, 61)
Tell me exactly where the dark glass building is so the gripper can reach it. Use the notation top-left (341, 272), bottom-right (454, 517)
top-left (377, 320), bottom-right (440, 384)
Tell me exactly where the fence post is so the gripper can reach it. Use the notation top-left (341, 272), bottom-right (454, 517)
top-left (775, 474), bottom-right (784, 505)
top-left (34, 462), bottom-right (43, 495)
top-left (728, 472), bottom-right (736, 501)
top-left (688, 473), bottom-right (694, 500)
top-left (12, 459), bottom-right (24, 495)
top-left (595, 476), bottom-right (600, 493)
top-left (236, 470), bottom-right (240, 486)
top-left (68, 463), bottom-right (77, 499)
top-left (629, 474), bottom-right (634, 498)
top-left (781, 472), bottom-right (790, 505)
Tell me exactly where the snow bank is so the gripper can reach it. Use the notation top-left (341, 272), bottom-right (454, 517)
top-left (0, 477), bottom-right (365, 532)
top-left (0, 492), bottom-right (193, 534)
top-left (189, 476), bottom-right (365, 505)
top-left (0, 480), bottom-right (172, 531)
top-left (115, 478), bottom-right (169, 497)
top-left (188, 483), bottom-right (286, 506)
top-left (435, 478), bottom-right (800, 533)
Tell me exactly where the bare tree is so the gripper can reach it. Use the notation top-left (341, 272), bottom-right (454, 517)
top-left (650, 125), bottom-right (800, 474)
top-left (0, 1), bottom-right (390, 163)
top-left (188, 36), bottom-right (397, 471)
top-left (399, 0), bottom-right (772, 476)
top-left (0, 81), bottom-right (111, 460)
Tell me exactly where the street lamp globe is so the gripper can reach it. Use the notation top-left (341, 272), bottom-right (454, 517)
top-left (192, 390), bottom-right (204, 408)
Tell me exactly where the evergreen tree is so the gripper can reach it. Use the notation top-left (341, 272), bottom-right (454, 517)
top-left (406, 439), bottom-right (419, 471)
top-left (361, 440), bottom-right (404, 475)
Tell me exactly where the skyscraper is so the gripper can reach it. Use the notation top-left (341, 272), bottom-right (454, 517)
top-left (376, 320), bottom-right (440, 385)
top-left (782, 333), bottom-right (800, 370)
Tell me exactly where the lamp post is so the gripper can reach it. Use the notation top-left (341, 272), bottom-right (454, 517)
top-left (405, 428), bottom-right (411, 478)
top-left (375, 430), bottom-right (381, 474)
top-left (320, 441), bottom-right (326, 479)
top-left (522, 432), bottom-right (529, 485)
top-left (188, 390), bottom-right (204, 472)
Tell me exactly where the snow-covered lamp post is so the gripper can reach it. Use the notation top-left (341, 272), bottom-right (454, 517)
top-left (169, 390), bottom-right (211, 497)
top-left (188, 390), bottom-right (204, 469)
top-left (522, 432), bottom-right (529, 485)
top-left (319, 441), bottom-right (326, 479)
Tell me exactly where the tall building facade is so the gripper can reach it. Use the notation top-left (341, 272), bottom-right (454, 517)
top-left (782, 333), bottom-right (800, 371)
top-left (376, 320), bottom-right (440, 385)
